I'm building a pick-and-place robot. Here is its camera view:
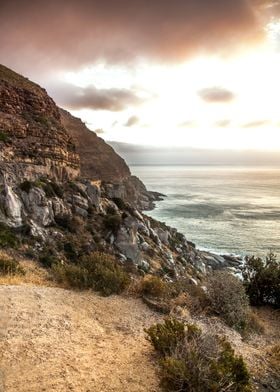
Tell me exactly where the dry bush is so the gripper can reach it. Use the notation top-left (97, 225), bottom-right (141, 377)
top-left (140, 275), bottom-right (171, 298)
top-left (145, 318), bottom-right (251, 392)
top-left (244, 311), bottom-right (265, 335)
top-left (266, 344), bottom-right (280, 373)
top-left (207, 271), bottom-right (250, 331)
top-left (0, 256), bottom-right (24, 275)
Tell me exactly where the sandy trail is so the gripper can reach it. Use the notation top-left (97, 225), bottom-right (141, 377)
top-left (0, 285), bottom-right (162, 392)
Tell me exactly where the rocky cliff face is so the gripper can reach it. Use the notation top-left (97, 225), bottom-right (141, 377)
top-left (60, 109), bottom-right (160, 210)
top-left (60, 109), bottom-right (130, 182)
top-left (0, 65), bottom-right (80, 182)
top-left (0, 64), bottom-right (240, 281)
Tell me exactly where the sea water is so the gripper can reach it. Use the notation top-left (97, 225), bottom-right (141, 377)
top-left (131, 165), bottom-right (280, 256)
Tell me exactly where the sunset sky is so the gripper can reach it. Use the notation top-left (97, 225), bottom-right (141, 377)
top-left (1, 0), bottom-right (280, 155)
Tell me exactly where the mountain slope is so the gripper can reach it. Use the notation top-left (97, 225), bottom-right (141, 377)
top-left (0, 64), bottom-right (79, 182)
top-left (60, 108), bottom-right (130, 182)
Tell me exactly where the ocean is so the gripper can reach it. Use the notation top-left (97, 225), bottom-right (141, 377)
top-left (131, 165), bottom-right (280, 257)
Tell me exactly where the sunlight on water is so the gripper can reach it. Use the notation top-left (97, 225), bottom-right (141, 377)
top-left (131, 165), bottom-right (280, 256)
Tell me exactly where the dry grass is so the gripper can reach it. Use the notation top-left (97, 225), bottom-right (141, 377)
top-left (0, 250), bottom-right (55, 287)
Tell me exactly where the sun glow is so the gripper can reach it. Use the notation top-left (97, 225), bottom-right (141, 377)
top-left (64, 43), bottom-right (280, 151)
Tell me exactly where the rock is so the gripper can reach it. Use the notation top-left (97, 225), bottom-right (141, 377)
top-left (0, 65), bottom-right (80, 182)
top-left (4, 183), bottom-right (22, 226)
top-left (140, 241), bottom-right (150, 252)
top-left (115, 226), bottom-right (141, 263)
top-left (138, 259), bottom-right (150, 272)
top-left (156, 228), bottom-right (170, 245)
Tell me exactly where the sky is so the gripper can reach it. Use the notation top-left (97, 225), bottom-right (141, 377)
top-left (1, 0), bottom-right (280, 162)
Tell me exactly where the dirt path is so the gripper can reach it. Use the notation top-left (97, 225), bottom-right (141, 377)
top-left (0, 285), bottom-right (162, 392)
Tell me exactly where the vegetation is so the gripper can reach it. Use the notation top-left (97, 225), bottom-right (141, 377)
top-left (242, 252), bottom-right (280, 307)
top-left (146, 318), bottom-right (251, 392)
top-left (0, 223), bottom-right (18, 248)
top-left (0, 257), bottom-right (24, 275)
top-left (207, 271), bottom-right (250, 331)
top-left (140, 275), bottom-right (171, 298)
top-left (0, 131), bottom-right (9, 142)
top-left (52, 252), bottom-right (130, 296)
top-left (103, 213), bottom-right (122, 233)
top-left (19, 178), bottom-right (64, 198)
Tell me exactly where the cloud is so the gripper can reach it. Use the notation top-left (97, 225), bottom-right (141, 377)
top-left (0, 0), bottom-right (271, 74)
top-left (178, 121), bottom-right (195, 128)
top-left (198, 87), bottom-right (235, 103)
top-left (242, 120), bottom-right (270, 128)
top-left (125, 116), bottom-right (139, 127)
top-left (51, 83), bottom-right (143, 111)
top-left (215, 119), bottom-right (231, 127)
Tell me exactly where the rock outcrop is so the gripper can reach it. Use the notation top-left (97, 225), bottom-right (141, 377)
top-left (0, 65), bottom-right (79, 182)
top-left (0, 64), bottom-right (241, 281)
top-left (60, 108), bottom-right (161, 210)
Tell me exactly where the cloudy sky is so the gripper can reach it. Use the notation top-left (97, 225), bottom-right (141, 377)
top-left (1, 0), bottom-right (280, 156)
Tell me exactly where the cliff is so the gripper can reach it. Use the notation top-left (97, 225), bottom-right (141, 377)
top-left (60, 108), bottom-right (130, 182)
top-left (0, 65), bottom-right (79, 182)
top-left (0, 64), bottom-right (239, 281)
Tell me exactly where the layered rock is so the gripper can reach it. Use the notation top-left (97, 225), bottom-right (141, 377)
top-left (60, 109), bottom-right (161, 210)
top-left (0, 64), bottom-right (79, 182)
top-left (0, 64), bottom-right (241, 281)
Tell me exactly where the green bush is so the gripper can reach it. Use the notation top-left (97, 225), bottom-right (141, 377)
top-left (80, 252), bottom-right (130, 296)
top-left (145, 318), bottom-right (186, 356)
top-left (0, 257), bottom-right (24, 275)
top-left (207, 271), bottom-right (250, 330)
top-left (0, 223), bottom-right (18, 248)
top-left (242, 252), bottom-right (280, 307)
top-left (0, 131), bottom-right (9, 142)
top-left (39, 247), bottom-right (58, 268)
top-left (146, 318), bottom-right (251, 392)
top-left (52, 252), bottom-right (130, 296)
top-left (19, 179), bottom-right (63, 198)
top-left (52, 263), bottom-right (88, 289)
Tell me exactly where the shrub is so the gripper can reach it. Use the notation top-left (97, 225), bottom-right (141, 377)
top-left (0, 131), bottom-right (9, 142)
top-left (141, 275), bottom-right (170, 298)
top-left (242, 252), bottom-right (280, 307)
top-left (207, 271), bottom-right (250, 330)
top-left (145, 318), bottom-right (186, 356)
top-left (39, 247), bottom-right (58, 268)
top-left (52, 263), bottom-right (87, 289)
top-left (80, 252), bottom-right (130, 296)
top-left (146, 318), bottom-right (251, 392)
top-left (0, 223), bottom-right (18, 248)
top-left (171, 280), bottom-right (210, 315)
top-left (19, 179), bottom-right (63, 198)
top-left (0, 257), bottom-right (24, 275)
top-left (52, 252), bottom-right (130, 296)
top-left (103, 214), bottom-right (122, 232)
top-left (55, 215), bottom-right (83, 233)
top-left (19, 180), bottom-right (33, 193)
top-left (112, 197), bottom-right (127, 210)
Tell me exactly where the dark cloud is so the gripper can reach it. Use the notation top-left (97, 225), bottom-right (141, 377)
top-left (242, 120), bottom-right (270, 128)
top-left (125, 116), bottom-right (139, 127)
top-left (198, 87), bottom-right (235, 103)
top-left (50, 83), bottom-right (143, 111)
top-left (0, 0), bottom-right (273, 74)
